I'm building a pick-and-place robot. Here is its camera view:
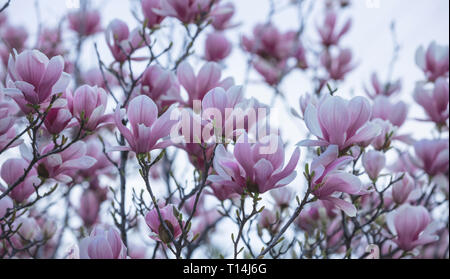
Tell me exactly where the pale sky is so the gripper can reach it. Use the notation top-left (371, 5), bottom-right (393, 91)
top-left (2, 0), bottom-right (449, 258)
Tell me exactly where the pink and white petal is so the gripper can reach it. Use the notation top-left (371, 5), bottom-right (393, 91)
top-left (324, 196), bottom-right (357, 217)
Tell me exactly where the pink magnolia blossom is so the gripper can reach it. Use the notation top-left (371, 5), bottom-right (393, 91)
top-left (208, 134), bottom-right (300, 194)
top-left (153, 0), bottom-right (213, 24)
top-left (14, 217), bottom-right (40, 241)
top-left (5, 49), bottom-right (70, 113)
top-left (140, 64), bottom-right (182, 111)
top-left (145, 204), bottom-right (182, 243)
top-left (77, 139), bottom-right (115, 179)
top-left (413, 78), bottom-right (449, 126)
top-left (294, 41), bottom-right (308, 69)
top-left (309, 145), bottom-right (362, 217)
top-left (364, 73), bottom-right (402, 99)
top-left (208, 182), bottom-right (239, 201)
top-left (387, 204), bottom-right (439, 251)
top-left (113, 95), bottom-right (179, 154)
top-left (105, 19), bottom-right (148, 63)
top-left (298, 93), bottom-right (318, 117)
top-left (366, 118), bottom-right (406, 151)
top-left (72, 85), bottom-right (111, 131)
top-left (0, 99), bottom-right (17, 139)
top-left (317, 11), bottom-right (352, 47)
top-left (201, 86), bottom-right (266, 141)
top-left (415, 41), bottom-right (449, 82)
top-left (412, 139), bottom-right (449, 177)
top-left (44, 106), bottom-right (72, 135)
top-left (82, 68), bottom-right (118, 90)
top-left (36, 141), bottom-right (97, 183)
top-left (270, 187), bottom-right (295, 209)
top-left (210, 2), bottom-right (237, 31)
top-left (389, 151), bottom-right (419, 177)
top-left (36, 28), bottom-right (67, 60)
top-left (296, 200), bottom-right (337, 233)
top-left (372, 96), bottom-right (408, 127)
top-left (391, 173), bottom-right (416, 204)
top-left (0, 195), bottom-right (13, 219)
top-left (258, 208), bottom-right (278, 233)
top-left (299, 95), bottom-right (381, 150)
top-left (362, 150), bottom-right (385, 181)
top-left (320, 48), bottom-right (355, 80)
top-left (1, 25), bottom-right (28, 50)
top-left (205, 32), bottom-right (232, 62)
top-left (0, 126), bottom-right (22, 152)
top-left (1, 158), bottom-right (40, 203)
top-left (68, 9), bottom-right (102, 37)
top-left (142, 0), bottom-right (165, 28)
top-left (79, 226), bottom-right (127, 259)
top-left (177, 61), bottom-right (234, 106)
top-left (242, 24), bottom-right (297, 61)
top-left (253, 58), bottom-right (286, 86)
top-left (78, 189), bottom-right (100, 227)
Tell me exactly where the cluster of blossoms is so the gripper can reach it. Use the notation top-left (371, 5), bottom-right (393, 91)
top-left (0, 0), bottom-right (448, 260)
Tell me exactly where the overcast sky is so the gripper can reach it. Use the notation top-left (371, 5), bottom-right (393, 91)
top-left (2, 0), bottom-right (449, 257)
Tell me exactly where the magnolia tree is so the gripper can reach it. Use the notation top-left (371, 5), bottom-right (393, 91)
top-left (0, 0), bottom-right (448, 259)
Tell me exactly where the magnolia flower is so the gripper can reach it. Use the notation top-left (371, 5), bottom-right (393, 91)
top-left (201, 86), bottom-right (267, 141)
top-left (414, 78), bottom-right (449, 126)
top-left (140, 65), bottom-right (182, 111)
top-left (1, 158), bottom-right (40, 203)
top-left (299, 95), bottom-right (381, 150)
top-left (113, 95), bottom-right (179, 154)
top-left (142, 0), bottom-right (165, 28)
top-left (258, 209), bottom-right (278, 233)
top-left (320, 48), bottom-right (356, 80)
top-left (242, 23), bottom-right (298, 61)
top-left (36, 141), bottom-right (97, 183)
top-left (145, 204), bottom-right (182, 243)
top-left (362, 150), bottom-right (386, 181)
top-left (153, 0), bottom-right (213, 24)
top-left (177, 61), bottom-right (234, 106)
top-left (14, 217), bottom-right (40, 241)
top-left (44, 106), bottom-right (72, 134)
top-left (82, 68), bottom-right (118, 90)
top-left (309, 145), bottom-right (362, 217)
top-left (208, 134), bottom-right (300, 194)
top-left (317, 11), bottom-right (352, 46)
top-left (415, 41), bottom-right (449, 82)
top-left (372, 96), bottom-right (408, 127)
top-left (364, 72), bottom-right (402, 99)
top-left (205, 32), bottom-right (232, 62)
top-left (79, 226), bottom-right (127, 259)
top-left (105, 19), bottom-right (148, 63)
top-left (0, 195), bottom-right (13, 219)
top-left (208, 182), bottom-right (239, 201)
top-left (412, 139), bottom-right (449, 177)
top-left (78, 189), bottom-right (100, 227)
top-left (68, 9), bottom-right (102, 37)
top-left (387, 204), bottom-right (439, 251)
top-left (5, 49), bottom-right (70, 113)
top-left (391, 173), bottom-right (416, 204)
top-left (252, 58), bottom-right (286, 86)
top-left (270, 187), bottom-right (295, 209)
top-left (210, 2), bottom-right (237, 31)
top-left (0, 25), bottom-right (28, 53)
top-left (72, 85), bottom-right (111, 131)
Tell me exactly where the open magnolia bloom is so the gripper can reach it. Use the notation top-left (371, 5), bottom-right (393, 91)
top-left (309, 145), bottom-right (363, 217)
top-left (299, 95), bottom-right (381, 151)
top-left (112, 95), bottom-right (180, 154)
top-left (208, 133), bottom-right (300, 195)
top-left (4, 49), bottom-right (70, 113)
top-left (387, 204), bottom-right (439, 252)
